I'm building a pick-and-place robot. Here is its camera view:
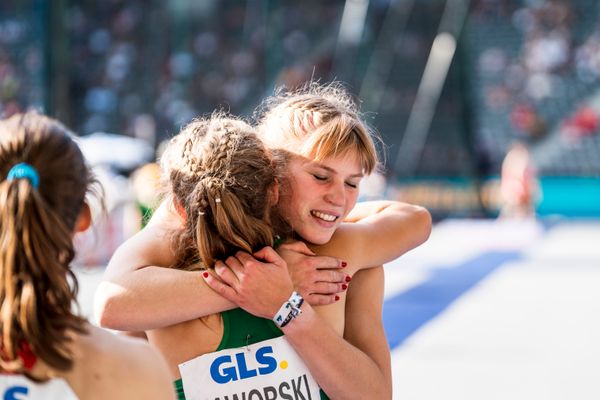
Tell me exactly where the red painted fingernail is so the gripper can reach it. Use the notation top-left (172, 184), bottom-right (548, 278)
top-left (342, 284), bottom-right (348, 290)
top-left (345, 276), bottom-right (352, 282)
top-left (334, 295), bottom-right (340, 301)
top-left (341, 261), bottom-right (347, 268)
top-left (202, 272), bottom-right (209, 278)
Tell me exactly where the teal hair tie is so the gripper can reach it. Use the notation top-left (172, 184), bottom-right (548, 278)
top-left (7, 163), bottom-right (40, 188)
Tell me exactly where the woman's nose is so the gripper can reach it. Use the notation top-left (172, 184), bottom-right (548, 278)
top-left (324, 182), bottom-right (345, 206)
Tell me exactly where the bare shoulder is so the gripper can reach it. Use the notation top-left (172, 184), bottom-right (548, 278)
top-left (309, 223), bottom-right (370, 274)
top-left (75, 325), bottom-right (174, 400)
top-left (82, 324), bottom-right (157, 362)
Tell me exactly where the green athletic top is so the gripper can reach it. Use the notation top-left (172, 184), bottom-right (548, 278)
top-left (174, 308), bottom-right (329, 400)
top-left (137, 203), bottom-right (153, 228)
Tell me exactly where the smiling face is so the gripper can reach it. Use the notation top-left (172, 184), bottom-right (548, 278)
top-left (257, 84), bottom-right (380, 243)
top-left (277, 151), bottom-right (364, 245)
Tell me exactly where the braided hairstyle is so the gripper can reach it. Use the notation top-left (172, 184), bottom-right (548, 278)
top-left (161, 114), bottom-right (281, 270)
top-left (0, 112), bottom-right (93, 379)
top-left (255, 81), bottom-right (381, 176)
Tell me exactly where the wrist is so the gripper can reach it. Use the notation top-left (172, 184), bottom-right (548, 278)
top-left (272, 291), bottom-right (304, 328)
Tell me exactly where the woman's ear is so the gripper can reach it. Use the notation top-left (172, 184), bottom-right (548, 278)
top-left (75, 203), bottom-right (92, 233)
top-left (172, 196), bottom-right (187, 222)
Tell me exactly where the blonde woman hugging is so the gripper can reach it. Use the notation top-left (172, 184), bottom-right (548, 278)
top-left (95, 83), bottom-right (431, 399)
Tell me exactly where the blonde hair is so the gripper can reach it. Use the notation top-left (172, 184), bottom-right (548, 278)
top-left (161, 114), bottom-right (281, 270)
top-left (0, 112), bottom-right (92, 379)
top-left (256, 82), bottom-right (381, 174)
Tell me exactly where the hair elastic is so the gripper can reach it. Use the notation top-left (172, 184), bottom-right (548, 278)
top-left (215, 197), bottom-right (221, 203)
top-left (7, 163), bottom-right (40, 188)
top-left (273, 235), bottom-right (284, 248)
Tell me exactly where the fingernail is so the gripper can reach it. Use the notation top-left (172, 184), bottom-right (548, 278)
top-left (202, 272), bottom-right (209, 278)
top-left (345, 275), bottom-right (352, 282)
top-left (334, 295), bottom-right (340, 301)
top-left (341, 261), bottom-right (347, 268)
top-left (342, 284), bottom-right (348, 290)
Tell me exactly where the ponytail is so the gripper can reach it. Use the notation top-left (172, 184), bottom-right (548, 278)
top-left (0, 177), bottom-right (86, 379)
top-left (166, 114), bottom-right (280, 271)
top-left (194, 188), bottom-right (274, 269)
top-left (0, 113), bottom-right (91, 380)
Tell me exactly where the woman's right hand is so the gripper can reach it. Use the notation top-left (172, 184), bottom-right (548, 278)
top-left (203, 242), bottom-right (348, 317)
top-left (277, 241), bottom-right (349, 305)
top-left (203, 247), bottom-right (294, 319)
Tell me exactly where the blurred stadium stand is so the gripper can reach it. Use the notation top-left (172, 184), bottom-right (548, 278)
top-left (1, 0), bottom-right (598, 219)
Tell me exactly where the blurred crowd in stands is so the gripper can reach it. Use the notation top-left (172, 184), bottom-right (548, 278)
top-left (1, 0), bottom-right (599, 230)
top-left (2, 2), bottom-right (345, 142)
top-left (65, 1), bottom-right (349, 145)
top-left (472, 0), bottom-right (600, 174)
top-left (0, 8), bottom-right (44, 118)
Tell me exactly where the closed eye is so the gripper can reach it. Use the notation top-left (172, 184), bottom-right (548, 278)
top-left (346, 181), bottom-right (358, 189)
top-left (312, 174), bottom-right (327, 181)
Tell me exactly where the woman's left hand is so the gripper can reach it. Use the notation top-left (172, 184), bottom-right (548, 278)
top-left (203, 247), bottom-right (294, 319)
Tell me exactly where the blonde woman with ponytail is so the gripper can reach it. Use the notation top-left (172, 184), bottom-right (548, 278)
top-left (0, 113), bottom-right (174, 400)
top-left (97, 83), bottom-right (431, 399)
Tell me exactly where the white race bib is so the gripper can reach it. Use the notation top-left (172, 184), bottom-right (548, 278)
top-left (179, 336), bottom-right (321, 400)
top-left (0, 375), bottom-right (78, 400)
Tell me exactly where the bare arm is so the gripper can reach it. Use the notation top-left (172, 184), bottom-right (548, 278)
top-left (314, 200), bottom-right (432, 271)
top-left (94, 202), bottom-right (347, 331)
top-left (283, 303), bottom-right (390, 399)
top-left (343, 267), bottom-right (392, 398)
top-left (205, 249), bottom-right (391, 399)
top-left (343, 200), bottom-right (399, 222)
top-left (283, 266), bottom-right (393, 400)
top-left (203, 201), bottom-right (430, 398)
top-left (94, 223), bottom-right (234, 331)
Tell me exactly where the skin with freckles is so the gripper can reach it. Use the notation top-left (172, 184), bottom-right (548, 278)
top-left (278, 153), bottom-right (362, 245)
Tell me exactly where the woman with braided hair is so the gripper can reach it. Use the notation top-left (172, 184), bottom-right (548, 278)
top-left (0, 112), bottom-right (174, 399)
top-left (96, 83), bottom-right (432, 399)
top-left (143, 114), bottom-right (328, 399)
